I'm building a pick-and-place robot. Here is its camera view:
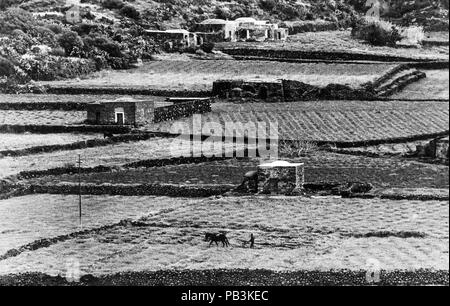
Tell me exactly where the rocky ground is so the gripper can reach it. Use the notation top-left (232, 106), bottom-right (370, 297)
top-left (0, 269), bottom-right (448, 286)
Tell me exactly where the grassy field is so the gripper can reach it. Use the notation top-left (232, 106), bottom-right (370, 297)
top-left (424, 32), bottom-right (450, 43)
top-left (0, 195), bottom-right (447, 276)
top-left (0, 133), bottom-right (103, 152)
top-left (391, 70), bottom-right (449, 100)
top-left (26, 153), bottom-right (449, 189)
top-left (149, 100), bottom-right (450, 142)
top-left (217, 31), bottom-right (449, 61)
top-left (37, 60), bottom-right (396, 91)
top-left (0, 137), bottom-right (257, 179)
top-left (0, 111), bottom-right (86, 126)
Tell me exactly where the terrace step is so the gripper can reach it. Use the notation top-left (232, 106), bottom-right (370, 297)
top-left (374, 69), bottom-right (427, 97)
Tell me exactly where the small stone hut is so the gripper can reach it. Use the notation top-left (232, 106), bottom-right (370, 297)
top-left (86, 98), bottom-right (154, 127)
top-left (257, 160), bottom-right (305, 195)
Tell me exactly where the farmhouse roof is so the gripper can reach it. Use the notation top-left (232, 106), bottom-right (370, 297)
top-left (235, 17), bottom-right (257, 23)
top-left (259, 160), bottom-right (304, 168)
top-left (145, 29), bottom-right (189, 34)
top-left (165, 29), bottom-right (190, 34)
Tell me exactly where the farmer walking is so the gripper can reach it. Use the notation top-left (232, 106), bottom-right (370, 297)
top-left (249, 233), bottom-right (255, 248)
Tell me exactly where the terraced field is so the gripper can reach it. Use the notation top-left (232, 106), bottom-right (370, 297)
top-left (38, 60), bottom-right (396, 91)
top-left (149, 101), bottom-right (450, 142)
top-left (0, 133), bottom-right (102, 152)
top-left (26, 153), bottom-right (449, 189)
top-left (0, 137), bottom-right (257, 179)
top-left (0, 111), bottom-right (86, 126)
top-left (0, 196), bottom-right (447, 276)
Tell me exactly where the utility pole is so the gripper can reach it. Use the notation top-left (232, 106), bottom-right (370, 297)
top-left (77, 154), bottom-right (82, 228)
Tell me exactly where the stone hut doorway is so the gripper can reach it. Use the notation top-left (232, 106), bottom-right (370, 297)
top-left (258, 86), bottom-right (268, 99)
top-left (115, 107), bottom-right (125, 125)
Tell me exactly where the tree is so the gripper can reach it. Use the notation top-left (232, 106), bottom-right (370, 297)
top-left (0, 56), bottom-right (15, 77)
top-left (0, 8), bottom-right (35, 34)
top-left (120, 5), bottom-right (140, 20)
top-left (58, 30), bottom-right (84, 56)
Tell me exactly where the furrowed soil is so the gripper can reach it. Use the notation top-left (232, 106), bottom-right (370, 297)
top-left (148, 100), bottom-right (449, 142)
top-left (0, 196), bottom-right (447, 276)
top-left (0, 110), bottom-right (86, 126)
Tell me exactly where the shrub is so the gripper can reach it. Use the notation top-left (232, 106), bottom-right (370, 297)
top-left (259, 0), bottom-right (276, 11)
top-left (18, 55), bottom-right (96, 81)
top-left (84, 35), bottom-right (123, 58)
top-left (29, 26), bottom-right (57, 46)
top-left (103, 0), bottom-right (124, 9)
top-left (120, 5), bottom-right (140, 20)
top-left (352, 17), bottom-right (403, 47)
top-left (72, 23), bottom-right (98, 36)
top-left (200, 42), bottom-right (215, 53)
top-left (0, 8), bottom-right (35, 34)
top-left (214, 6), bottom-right (231, 20)
top-left (58, 30), bottom-right (84, 56)
top-left (46, 23), bottom-right (63, 35)
top-left (0, 56), bottom-right (15, 77)
top-left (279, 139), bottom-right (318, 158)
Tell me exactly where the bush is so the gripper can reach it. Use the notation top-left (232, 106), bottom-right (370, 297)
top-left (103, 0), bottom-right (124, 9)
top-left (72, 23), bottom-right (98, 36)
top-left (0, 56), bottom-right (15, 77)
top-left (29, 26), bottom-right (57, 46)
top-left (46, 23), bottom-right (63, 35)
top-left (84, 35), bottom-right (123, 58)
top-left (18, 55), bottom-right (96, 81)
top-left (352, 17), bottom-right (403, 47)
top-left (259, 0), bottom-right (276, 11)
top-left (0, 8), bottom-right (35, 34)
top-left (279, 139), bottom-right (318, 158)
top-left (58, 30), bottom-right (84, 56)
top-left (214, 6), bottom-right (231, 20)
top-left (200, 42), bottom-right (215, 53)
top-left (120, 5), bottom-right (140, 20)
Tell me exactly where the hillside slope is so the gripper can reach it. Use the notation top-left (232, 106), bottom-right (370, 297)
top-left (2, 0), bottom-right (448, 30)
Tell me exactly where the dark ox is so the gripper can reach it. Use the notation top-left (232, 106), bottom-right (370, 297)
top-left (204, 233), bottom-right (230, 247)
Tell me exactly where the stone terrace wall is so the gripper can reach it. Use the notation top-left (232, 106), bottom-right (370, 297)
top-left (154, 99), bottom-right (212, 123)
top-left (221, 48), bottom-right (436, 63)
top-left (213, 79), bottom-right (375, 101)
